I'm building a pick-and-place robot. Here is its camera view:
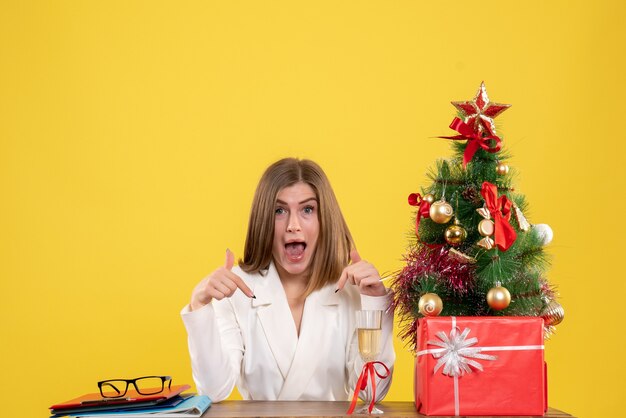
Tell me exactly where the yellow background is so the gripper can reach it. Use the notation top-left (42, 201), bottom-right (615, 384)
top-left (1, 2), bottom-right (624, 417)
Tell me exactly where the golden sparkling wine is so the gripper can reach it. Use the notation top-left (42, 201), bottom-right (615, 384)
top-left (358, 328), bottom-right (382, 362)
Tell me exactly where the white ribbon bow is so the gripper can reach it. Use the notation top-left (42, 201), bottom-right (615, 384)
top-left (427, 327), bottom-right (497, 377)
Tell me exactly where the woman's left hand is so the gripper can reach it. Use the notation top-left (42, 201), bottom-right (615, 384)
top-left (336, 250), bottom-right (387, 297)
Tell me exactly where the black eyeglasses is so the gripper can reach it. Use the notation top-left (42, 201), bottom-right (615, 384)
top-left (98, 376), bottom-right (172, 398)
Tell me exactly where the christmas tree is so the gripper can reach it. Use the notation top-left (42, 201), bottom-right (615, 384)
top-left (392, 82), bottom-right (564, 351)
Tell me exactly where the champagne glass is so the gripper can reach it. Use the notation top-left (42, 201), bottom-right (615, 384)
top-left (355, 310), bottom-right (383, 414)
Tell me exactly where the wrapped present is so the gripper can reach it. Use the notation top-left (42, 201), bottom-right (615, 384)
top-left (414, 316), bottom-right (547, 416)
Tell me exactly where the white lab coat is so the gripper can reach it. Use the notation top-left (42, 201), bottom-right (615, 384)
top-left (181, 262), bottom-right (395, 402)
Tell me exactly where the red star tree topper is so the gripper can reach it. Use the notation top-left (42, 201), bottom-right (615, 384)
top-left (451, 82), bottom-right (511, 135)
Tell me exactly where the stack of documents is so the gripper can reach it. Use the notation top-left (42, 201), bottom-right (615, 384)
top-left (50, 385), bottom-right (211, 417)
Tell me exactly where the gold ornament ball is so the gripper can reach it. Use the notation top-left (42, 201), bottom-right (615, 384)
top-left (429, 200), bottom-right (454, 224)
top-left (487, 285), bottom-right (511, 310)
top-left (418, 293), bottom-right (443, 316)
top-left (496, 162), bottom-right (510, 175)
top-left (423, 194), bottom-right (435, 204)
top-left (541, 301), bottom-right (565, 326)
top-left (445, 224), bottom-right (467, 246)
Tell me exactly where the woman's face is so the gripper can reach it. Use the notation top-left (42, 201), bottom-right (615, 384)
top-left (272, 182), bottom-right (320, 281)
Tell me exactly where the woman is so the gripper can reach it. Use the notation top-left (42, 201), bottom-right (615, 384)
top-left (181, 158), bottom-right (395, 402)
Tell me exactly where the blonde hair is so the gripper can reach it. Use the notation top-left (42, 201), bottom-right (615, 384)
top-left (240, 158), bottom-right (353, 295)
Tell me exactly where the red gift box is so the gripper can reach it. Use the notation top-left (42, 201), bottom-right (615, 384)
top-left (414, 316), bottom-right (547, 416)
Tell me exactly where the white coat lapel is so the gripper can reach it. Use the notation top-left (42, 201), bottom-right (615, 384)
top-left (278, 285), bottom-right (339, 400)
top-left (254, 264), bottom-right (298, 380)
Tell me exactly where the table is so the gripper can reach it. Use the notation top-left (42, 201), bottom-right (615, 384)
top-left (201, 401), bottom-right (576, 417)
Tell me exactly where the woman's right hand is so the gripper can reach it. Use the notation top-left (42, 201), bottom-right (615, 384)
top-left (190, 249), bottom-right (255, 311)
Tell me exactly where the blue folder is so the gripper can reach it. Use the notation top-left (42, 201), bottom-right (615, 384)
top-left (68, 395), bottom-right (211, 417)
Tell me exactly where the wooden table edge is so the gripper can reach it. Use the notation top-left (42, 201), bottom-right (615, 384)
top-left (201, 400), bottom-right (576, 418)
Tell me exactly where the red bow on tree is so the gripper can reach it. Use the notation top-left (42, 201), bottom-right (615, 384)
top-left (408, 193), bottom-right (431, 236)
top-left (440, 117), bottom-right (502, 168)
top-left (480, 182), bottom-right (517, 251)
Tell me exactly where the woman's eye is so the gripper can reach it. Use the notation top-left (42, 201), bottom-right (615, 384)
top-left (275, 207), bottom-right (286, 215)
top-left (303, 206), bottom-right (315, 214)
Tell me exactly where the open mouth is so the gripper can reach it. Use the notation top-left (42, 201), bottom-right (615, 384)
top-left (285, 241), bottom-right (306, 262)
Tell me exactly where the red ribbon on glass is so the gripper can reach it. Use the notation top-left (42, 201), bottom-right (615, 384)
top-left (408, 193), bottom-right (431, 236)
top-left (347, 361), bottom-right (390, 415)
top-left (439, 117), bottom-right (502, 168)
top-left (480, 181), bottom-right (517, 251)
